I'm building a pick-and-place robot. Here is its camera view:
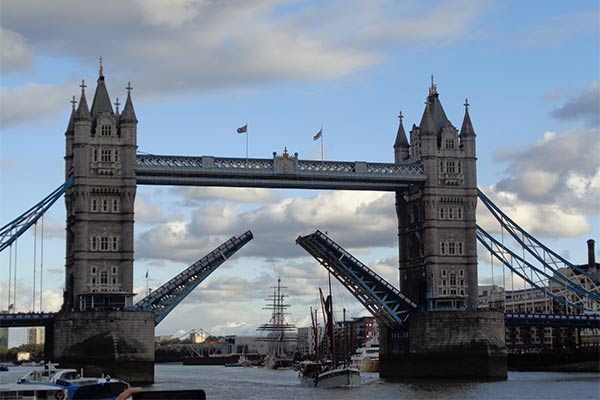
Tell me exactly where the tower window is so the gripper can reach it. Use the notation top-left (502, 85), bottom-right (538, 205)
top-left (90, 236), bottom-right (98, 251)
top-left (457, 208), bottom-right (463, 219)
top-left (114, 149), bottom-right (119, 162)
top-left (446, 161), bottom-right (456, 174)
top-left (93, 149), bottom-right (98, 162)
top-left (439, 161), bottom-right (444, 173)
top-left (439, 207), bottom-right (445, 219)
top-left (101, 125), bottom-right (112, 136)
top-left (91, 199), bottom-right (98, 212)
top-left (448, 208), bottom-right (454, 219)
top-left (100, 236), bottom-right (109, 251)
top-left (100, 271), bottom-right (108, 285)
top-left (445, 138), bottom-right (455, 149)
top-left (112, 199), bottom-right (120, 212)
top-left (458, 162), bottom-right (462, 174)
top-left (91, 266), bottom-right (97, 274)
top-left (440, 242), bottom-right (447, 255)
top-left (101, 199), bottom-right (109, 212)
top-left (111, 236), bottom-right (119, 251)
top-left (458, 242), bottom-right (464, 255)
top-left (441, 269), bottom-right (447, 277)
top-left (101, 149), bottom-right (111, 162)
top-left (448, 242), bottom-right (456, 255)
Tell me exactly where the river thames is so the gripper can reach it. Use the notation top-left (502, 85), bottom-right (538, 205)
top-left (1, 364), bottom-right (598, 399)
top-left (146, 364), bottom-right (598, 400)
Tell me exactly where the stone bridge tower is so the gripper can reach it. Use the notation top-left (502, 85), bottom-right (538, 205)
top-left (383, 78), bottom-right (506, 379)
top-left (57, 64), bottom-right (154, 384)
top-left (64, 63), bottom-right (137, 311)
top-left (395, 78), bottom-right (478, 310)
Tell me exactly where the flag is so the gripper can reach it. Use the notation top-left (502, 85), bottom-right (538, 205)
top-left (237, 124), bottom-right (247, 134)
top-left (145, 270), bottom-right (149, 279)
top-left (313, 128), bottom-right (322, 141)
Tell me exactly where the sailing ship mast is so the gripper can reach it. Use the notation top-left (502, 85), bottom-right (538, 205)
top-left (256, 278), bottom-right (296, 362)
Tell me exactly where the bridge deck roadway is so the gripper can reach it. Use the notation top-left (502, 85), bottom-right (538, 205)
top-left (135, 154), bottom-right (426, 190)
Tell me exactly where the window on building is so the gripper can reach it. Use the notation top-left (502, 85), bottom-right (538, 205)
top-left (440, 242), bottom-right (447, 255)
top-left (101, 125), bottom-right (112, 136)
top-left (448, 242), bottom-right (456, 255)
top-left (450, 274), bottom-right (457, 286)
top-left (446, 138), bottom-right (455, 149)
top-left (93, 149), bottom-right (98, 162)
top-left (112, 266), bottom-right (118, 274)
top-left (439, 207), bottom-right (445, 219)
top-left (439, 161), bottom-right (444, 173)
top-left (100, 271), bottom-right (108, 285)
top-left (459, 269), bottom-right (465, 277)
top-left (457, 207), bottom-right (463, 219)
top-left (112, 199), bottom-right (119, 212)
top-left (111, 237), bottom-right (118, 251)
top-left (441, 269), bottom-right (447, 277)
top-left (458, 162), bottom-right (462, 174)
top-left (90, 236), bottom-right (98, 251)
top-left (446, 161), bottom-right (456, 174)
top-left (114, 149), bottom-right (119, 163)
top-left (458, 242), bottom-right (464, 255)
top-left (91, 198), bottom-right (98, 212)
top-left (101, 149), bottom-right (111, 162)
top-left (448, 208), bottom-right (454, 219)
top-left (92, 278), bottom-right (96, 284)
top-left (100, 236), bottom-right (109, 251)
top-left (91, 266), bottom-right (97, 274)
top-left (101, 199), bottom-right (109, 212)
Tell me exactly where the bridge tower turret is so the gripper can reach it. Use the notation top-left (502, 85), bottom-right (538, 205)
top-left (63, 63), bottom-right (137, 312)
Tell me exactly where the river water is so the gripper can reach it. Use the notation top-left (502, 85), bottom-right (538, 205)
top-left (147, 364), bottom-right (598, 400)
top-left (2, 364), bottom-right (598, 399)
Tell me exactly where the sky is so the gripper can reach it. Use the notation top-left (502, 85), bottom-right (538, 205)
top-left (0, 0), bottom-right (599, 346)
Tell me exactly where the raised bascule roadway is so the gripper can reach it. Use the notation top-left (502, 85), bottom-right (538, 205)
top-left (1, 66), bottom-right (598, 383)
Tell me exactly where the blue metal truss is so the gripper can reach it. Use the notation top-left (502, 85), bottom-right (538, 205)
top-left (296, 230), bottom-right (417, 329)
top-left (478, 189), bottom-right (600, 285)
top-left (0, 312), bottom-right (54, 328)
top-left (0, 177), bottom-right (74, 253)
top-left (136, 154), bottom-right (426, 191)
top-left (476, 226), bottom-right (600, 312)
top-left (128, 231), bottom-right (253, 325)
top-left (504, 312), bottom-right (600, 329)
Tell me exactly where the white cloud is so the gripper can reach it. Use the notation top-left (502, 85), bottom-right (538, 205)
top-left (0, 25), bottom-right (33, 72)
top-left (175, 187), bottom-right (280, 204)
top-left (0, 83), bottom-right (73, 127)
top-left (477, 185), bottom-right (592, 238)
top-left (516, 11), bottom-right (599, 48)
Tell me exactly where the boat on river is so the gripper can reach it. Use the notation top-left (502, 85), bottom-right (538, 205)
top-left (0, 383), bottom-right (68, 400)
top-left (350, 343), bottom-right (379, 372)
top-left (298, 283), bottom-right (361, 388)
top-left (257, 278), bottom-right (296, 370)
top-left (17, 362), bottom-right (128, 400)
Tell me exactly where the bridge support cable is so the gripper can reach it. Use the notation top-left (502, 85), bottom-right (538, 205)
top-left (296, 230), bottom-right (417, 329)
top-left (477, 226), bottom-right (599, 312)
top-left (478, 189), bottom-right (600, 288)
top-left (129, 231), bottom-right (254, 325)
top-left (0, 176), bottom-right (74, 253)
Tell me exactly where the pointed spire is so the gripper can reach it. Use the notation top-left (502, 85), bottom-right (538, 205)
top-left (460, 98), bottom-right (475, 137)
top-left (114, 97), bottom-right (121, 115)
top-left (66, 96), bottom-right (77, 134)
top-left (90, 59), bottom-right (113, 119)
top-left (394, 111), bottom-right (409, 148)
top-left (75, 79), bottom-right (91, 121)
top-left (120, 81), bottom-right (137, 124)
top-left (419, 100), bottom-right (435, 135)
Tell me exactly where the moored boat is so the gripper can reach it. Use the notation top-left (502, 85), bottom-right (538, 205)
top-left (349, 344), bottom-right (379, 372)
top-left (0, 383), bottom-right (68, 400)
top-left (17, 362), bottom-right (128, 400)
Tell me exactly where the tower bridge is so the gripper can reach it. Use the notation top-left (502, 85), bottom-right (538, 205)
top-left (1, 66), bottom-right (598, 383)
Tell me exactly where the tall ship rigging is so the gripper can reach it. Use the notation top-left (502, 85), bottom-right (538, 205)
top-left (257, 278), bottom-right (296, 369)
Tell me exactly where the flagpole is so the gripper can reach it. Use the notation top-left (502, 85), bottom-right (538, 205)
top-left (146, 270), bottom-right (149, 295)
top-left (320, 126), bottom-right (324, 163)
top-left (245, 122), bottom-right (248, 162)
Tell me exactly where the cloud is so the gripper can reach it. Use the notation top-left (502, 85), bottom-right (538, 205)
top-left (135, 190), bottom-right (397, 263)
top-left (135, 195), bottom-right (165, 223)
top-left (516, 10), bottom-right (599, 48)
top-left (0, 83), bottom-right (73, 127)
top-left (0, 0), bottom-right (490, 122)
top-left (0, 25), bottom-right (33, 72)
top-left (174, 187), bottom-right (280, 205)
top-left (493, 128), bottom-right (600, 214)
top-left (477, 185), bottom-right (592, 238)
top-left (550, 82), bottom-right (600, 127)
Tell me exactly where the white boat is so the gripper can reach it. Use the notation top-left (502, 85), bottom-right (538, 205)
top-left (0, 383), bottom-right (68, 400)
top-left (350, 344), bottom-right (379, 372)
top-left (298, 282), bottom-right (361, 388)
top-left (17, 362), bottom-right (128, 400)
top-left (298, 362), bottom-right (361, 388)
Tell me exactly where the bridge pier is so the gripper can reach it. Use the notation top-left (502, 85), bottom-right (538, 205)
top-left (380, 311), bottom-right (507, 380)
top-left (50, 311), bottom-right (155, 384)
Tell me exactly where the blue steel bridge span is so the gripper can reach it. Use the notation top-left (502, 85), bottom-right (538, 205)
top-left (135, 153), bottom-right (426, 190)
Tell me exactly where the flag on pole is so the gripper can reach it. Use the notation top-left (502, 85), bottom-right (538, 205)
top-left (145, 270), bottom-right (149, 279)
top-left (237, 124), bottom-right (247, 134)
top-left (313, 127), bottom-right (322, 141)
